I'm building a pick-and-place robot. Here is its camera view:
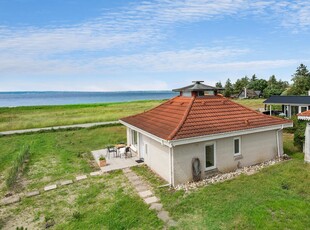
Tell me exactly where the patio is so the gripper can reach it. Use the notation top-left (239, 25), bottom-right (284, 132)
top-left (92, 148), bottom-right (143, 173)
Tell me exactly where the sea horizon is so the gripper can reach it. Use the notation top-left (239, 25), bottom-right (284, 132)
top-left (0, 90), bottom-right (178, 107)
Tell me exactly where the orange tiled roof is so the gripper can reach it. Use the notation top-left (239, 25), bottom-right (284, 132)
top-left (120, 95), bottom-right (292, 140)
top-left (297, 110), bottom-right (310, 117)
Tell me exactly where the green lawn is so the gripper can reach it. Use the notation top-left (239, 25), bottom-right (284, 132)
top-left (0, 171), bottom-right (163, 229)
top-left (232, 98), bottom-right (265, 110)
top-left (132, 132), bottom-right (310, 229)
top-left (0, 125), bottom-right (126, 196)
top-left (0, 100), bottom-right (163, 131)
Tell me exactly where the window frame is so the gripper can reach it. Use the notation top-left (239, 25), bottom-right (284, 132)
top-left (233, 137), bottom-right (241, 156)
top-left (205, 142), bottom-right (216, 170)
top-left (131, 130), bottom-right (138, 146)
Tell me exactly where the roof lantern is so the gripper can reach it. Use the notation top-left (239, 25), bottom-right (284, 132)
top-left (172, 81), bottom-right (224, 97)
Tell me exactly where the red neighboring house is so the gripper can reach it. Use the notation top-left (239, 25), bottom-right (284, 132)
top-left (120, 81), bottom-right (293, 186)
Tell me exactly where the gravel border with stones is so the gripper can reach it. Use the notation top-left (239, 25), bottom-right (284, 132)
top-left (175, 156), bottom-right (290, 191)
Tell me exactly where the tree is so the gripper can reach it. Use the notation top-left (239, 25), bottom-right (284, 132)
top-left (233, 76), bottom-right (249, 94)
top-left (287, 64), bottom-right (310, 95)
top-left (215, 81), bottom-right (223, 88)
top-left (247, 74), bottom-right (268, 92)
top-left (263, 75), bottom-right (288, 98)
top-left (224, 78), bottom-right (233, 97)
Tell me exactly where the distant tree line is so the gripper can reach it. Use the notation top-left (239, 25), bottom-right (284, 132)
top-left (216, 64), bottom-right (310, 98)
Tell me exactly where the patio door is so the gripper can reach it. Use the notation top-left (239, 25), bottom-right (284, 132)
top-left (139, 134), bottom-right (145, 160)
top-left (205, 143), bottom-right (216, 170)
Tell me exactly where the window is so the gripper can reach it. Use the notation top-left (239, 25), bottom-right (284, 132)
top-left (131, 130), bottom-right (138, 146)
top-left (205, 144), bottom-right (215, 169)
top-left (234, 137), bottom-right (241, 155)
top-left (300, 106), bottom-right (307, 113)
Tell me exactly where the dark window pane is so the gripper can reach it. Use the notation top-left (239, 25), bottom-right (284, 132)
top-left (205, 145), bottom-right (214, 168)
top-left (234, 139), bottom-right (239, 154)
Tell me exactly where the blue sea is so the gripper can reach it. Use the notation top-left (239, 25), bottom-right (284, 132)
top-left (0, 91), bottom-right (178, 107)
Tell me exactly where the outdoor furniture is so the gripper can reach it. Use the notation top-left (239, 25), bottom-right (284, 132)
top-left (107, 146), bottom-right (117, 158)
top-left (124, 146), bottom-right (132, 158)
top-left (115, 144), bottom-right (126, 157)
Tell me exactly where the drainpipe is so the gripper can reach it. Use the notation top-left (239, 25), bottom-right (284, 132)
top-left (169, 147), bottom-right (173, 186)
top-left (276, 125), bottom-right (284, 158)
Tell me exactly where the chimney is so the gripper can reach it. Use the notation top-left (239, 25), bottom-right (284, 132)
top-left (244, 87), bottom-right (247, 99)
top-left (308, 90), bottom-right (310, 96)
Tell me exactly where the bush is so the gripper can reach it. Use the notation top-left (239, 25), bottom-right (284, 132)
top-left (6, 146), bottom-right (30, 190)
top-left (294, 119), bottom-right (307, 151)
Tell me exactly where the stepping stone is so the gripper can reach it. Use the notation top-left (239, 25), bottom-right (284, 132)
top-left (90, 171), bottom-right (101, 176)
top-left (132, 179), bottom-right (144, 186)
top-left (168, 219), bottom-right (178, 227)
top-left (1, 195), bottom-right (21, 206)
top-left (126, 172), bottom-right (136, 177)
top-left (44, 184), bottom-right (57, 191)
top-left (123, 168), bottom-right (131, 173)
top-left (25, 190), bottom-right (40, 198)
top-left (149, 203), bottom-right (163, 211)
top-left (127, 176), bottom-right (140, 182)
top-left (60, 180), bottom-right (73, 186)
top-left (157, 210), bottom-right (170, 222)
top-left (138, 190), bottom-right (153, 198)
top-left (76, 175), bottom-right (87, 181)
top-left (135, 184), bottom-right (149, 192)
top-left (144, 196), bottom-right (159, 205)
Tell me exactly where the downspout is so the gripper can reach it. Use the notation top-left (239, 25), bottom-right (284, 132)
top-left (276, 125), bottom-right (284, 158)
top-left (169, 147), bottom-right (173, 187)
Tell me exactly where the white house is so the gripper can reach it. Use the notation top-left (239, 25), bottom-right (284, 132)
top-left (120, 81), bottom-right (293, 186)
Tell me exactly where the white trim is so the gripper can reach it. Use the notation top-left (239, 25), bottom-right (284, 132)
top-left (265, 103), bottom-right (310, 106)
top-left (120, 120), bottom-right (293, 147)
top-left (205, 142), bottom-right (216, 170)
top-left (169, 124), bottom-right (292, 146)
top-left (298, 116), bottom-right (310, 121)
top-left (233, 137), bottom-right (241, 156)
top-left (119, 120), bottom-right (172, 147)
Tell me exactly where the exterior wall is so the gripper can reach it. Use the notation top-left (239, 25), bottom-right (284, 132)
top-left (126, 128), bottom-right (170, 182)
top-left (172, 130), bottom-right (279, 185)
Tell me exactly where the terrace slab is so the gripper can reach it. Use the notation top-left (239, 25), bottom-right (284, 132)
top-left (149, 203), bottom-right (163, 211)
top-left (44, 184), bottom-right (57, 191)
top-left (1, 195), bottom-right (21, 206)
top-left (60, 180), bottom-right (73, 186)
top-left (144, 196), bottom-right (159, 205)
top-left (135, 184), bottom-right (149, 192)
top-left (76, 175), bottom-right (87, 181)
top-left (157, 210), bottom-right (170, 222)
top-left (25, 191), bottom-right (40, 198)
top-left (90, 171), bottom-right (101, 176)
top-left (138, 190), bottom-right (153, 198)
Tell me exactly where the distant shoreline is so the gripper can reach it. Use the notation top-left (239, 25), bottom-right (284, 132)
top-left (0, 90), bottom-right (177, 107)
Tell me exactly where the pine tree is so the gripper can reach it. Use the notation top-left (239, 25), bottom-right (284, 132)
top-left (288, 64), bottom-right (310, 95)
top-left (224, 78), bottom-right (233, 97)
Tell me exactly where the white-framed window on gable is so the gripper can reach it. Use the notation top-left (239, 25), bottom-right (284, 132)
top-left (234, 137), bottom-right (241, 156)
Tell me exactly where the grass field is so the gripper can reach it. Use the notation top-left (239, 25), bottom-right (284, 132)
top-left (0, 98), bottom-right (264, 132)
top-left (0, 125), bottom-right (126, 196)
top-left (0, 100), bottom-right (163, 131)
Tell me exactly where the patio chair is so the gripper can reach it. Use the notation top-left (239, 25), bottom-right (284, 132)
top-left (107, 146), bottom-right (117, 158)
top-left (124, 146), bottom-right (132, 158)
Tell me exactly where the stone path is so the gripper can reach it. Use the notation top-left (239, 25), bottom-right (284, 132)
top-left (0, 121), bottom-right (120, 136)
top-left (123, 168), bottom-right (177, 228)
top-left (1, 170), bottom-right (102, 207)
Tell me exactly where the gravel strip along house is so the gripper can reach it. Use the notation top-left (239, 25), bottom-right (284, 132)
top-left (120, 81), bottom-right (293, 186)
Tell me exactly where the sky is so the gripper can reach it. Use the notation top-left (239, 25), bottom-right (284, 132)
top-left (0, 0), bottom-right (310, 91)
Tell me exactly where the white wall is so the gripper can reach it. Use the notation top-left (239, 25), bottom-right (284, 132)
top-left (172, 130), bottom-right (279, 185)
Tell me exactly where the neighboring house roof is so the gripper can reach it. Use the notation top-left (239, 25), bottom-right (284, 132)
top-left (121, 95), bottom-right (292, 140)
top-left (297, 110), bottom-right (310, 120)
top-left (264, 96), bottom-right (310, 105)
top-left (238, 89), bottom-right (261, 98)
